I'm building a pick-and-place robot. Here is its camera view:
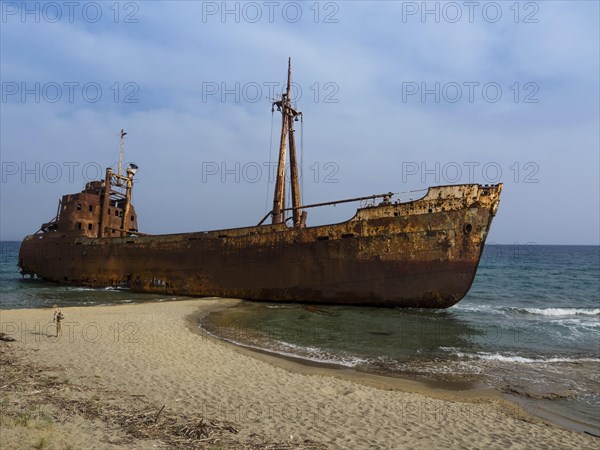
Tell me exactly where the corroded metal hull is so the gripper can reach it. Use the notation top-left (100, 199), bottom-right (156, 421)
top-left (19, 184), bottom-right (502, 308)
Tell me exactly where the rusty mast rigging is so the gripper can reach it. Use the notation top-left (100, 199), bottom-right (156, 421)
top-left (272, 57), bottom-right (304, 227)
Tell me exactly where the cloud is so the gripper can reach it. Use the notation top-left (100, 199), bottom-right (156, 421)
top-left (1, 1), bottom-right (598, 244)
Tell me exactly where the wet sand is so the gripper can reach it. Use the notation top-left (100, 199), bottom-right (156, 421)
top-left (1, 299), bottom-right (597, 449)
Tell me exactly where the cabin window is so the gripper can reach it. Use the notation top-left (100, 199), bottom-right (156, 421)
top-left (76, 203), bottom-right (82, 210)
top-left (77, 222), bottom-right (82, 229)
top-left (108, 208), bottom-right (111, 215)
top-left (88, 223), bottom-right (93, 231)
top-left (89, 205), bottom-right (93, 212)
top-left (115, 210), bottom-right (119, 216)
top-left (130, 215), bottom-right (135, 222)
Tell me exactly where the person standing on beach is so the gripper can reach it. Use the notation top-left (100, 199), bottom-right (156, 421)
top-left (53, 305), bottom-right (64, 338)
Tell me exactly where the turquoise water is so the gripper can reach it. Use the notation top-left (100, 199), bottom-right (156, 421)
top-left (1, 242), bottom-right (598, 433)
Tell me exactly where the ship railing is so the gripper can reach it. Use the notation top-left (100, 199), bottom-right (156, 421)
top-left (102, 227), bottom-right (152, 237)
top-left (257, 189), bottom-right (429, 226)
top-left (390, 188), bottom-right (429, 204)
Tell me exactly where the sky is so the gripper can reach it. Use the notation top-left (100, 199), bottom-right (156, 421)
top-left (1, 0), bottom-right (599, 244)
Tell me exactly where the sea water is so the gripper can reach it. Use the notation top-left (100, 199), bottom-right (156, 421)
top-left (1, 242), bottom-right (598, 434)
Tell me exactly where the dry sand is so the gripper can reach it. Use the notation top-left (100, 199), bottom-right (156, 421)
top-left (1, 299), bottom-right (597, 449)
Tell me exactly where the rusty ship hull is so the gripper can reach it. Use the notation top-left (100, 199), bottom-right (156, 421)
top-left (19, 183), bottom-right (502, 308)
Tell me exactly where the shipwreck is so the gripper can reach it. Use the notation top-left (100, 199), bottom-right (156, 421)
top-left (18, 59), bottom-right (502, 307)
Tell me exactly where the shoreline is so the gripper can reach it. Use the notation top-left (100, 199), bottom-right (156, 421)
top-left (189, 305), bottom-right (599, 437)
top-left (187, 307), bottom-right (501, 400)
top-left (1, 299), bottom-right (598, 449)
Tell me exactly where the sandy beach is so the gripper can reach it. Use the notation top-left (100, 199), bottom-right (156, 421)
top-left (1, 299), bottom-right (597, 449)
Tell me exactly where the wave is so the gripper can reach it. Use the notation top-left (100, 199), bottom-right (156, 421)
top-left (446, 350), bottom-right (600, 364)
top-left (451, 304), bottom-right (504, 314)
top-left (454, 304), bottom-right (600, 318)
top-left (200, 324), bottom-right (368, 368)
top-left (272, 340), bottom-right (369, 366)
top-left (66, 286), bottom-right (128, 293)
top-left (515, 308), bottom-right (600, 317)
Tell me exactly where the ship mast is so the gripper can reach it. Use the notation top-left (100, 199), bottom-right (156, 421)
top-left (272, 58), bottom-right (303, 226)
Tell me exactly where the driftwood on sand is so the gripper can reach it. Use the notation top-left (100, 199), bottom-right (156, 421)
top-left (0, 341), bottom-right (325, 449)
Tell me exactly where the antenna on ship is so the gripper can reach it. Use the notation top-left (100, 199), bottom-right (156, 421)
top-left (118, 129), bottom-right (127, 179)
top-left (272, 58), bottom-right (304, 227)
top-left (99, 129), bottom-right (137, 238)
